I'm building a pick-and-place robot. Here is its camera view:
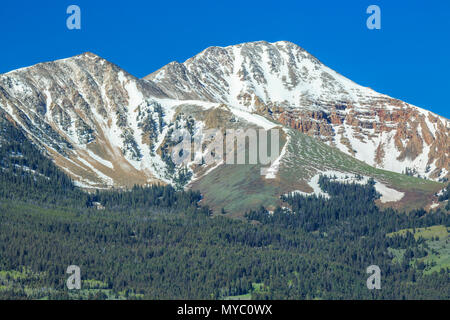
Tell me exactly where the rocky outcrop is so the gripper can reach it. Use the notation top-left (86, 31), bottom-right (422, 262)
top-left (268, 101), bottom-right (449, 180)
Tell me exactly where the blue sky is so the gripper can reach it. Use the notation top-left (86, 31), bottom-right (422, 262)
top-left (1, 0), bottom-right (448, 118)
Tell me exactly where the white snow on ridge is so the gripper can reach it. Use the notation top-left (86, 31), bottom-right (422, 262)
top-left (189, 160), bottom-right (224, 184)
top-left (330, 120), bottom-right (445, 180)
top-left (43, 89), bottom-right (52, 122)
top-left (228, 46), bottom-right (245, 107)
top-left (76, 157), bottom-right (114, 186)
top-left (153, 97), bottom-right (279, 131)
top-left (288, 174), bottom-right (331, 199)
top-left (374, 182), bottom-right (405, 203)
top-left (153, 98), bottom-right (218, 117)
top-left (228, 107), bottom-right (278, 130)
top-left (64, 167), bottom-right (106, 188)
top-left (265, 128), bottom-right (289, 179)
top-left (123, 79), bottom-right (150, 172)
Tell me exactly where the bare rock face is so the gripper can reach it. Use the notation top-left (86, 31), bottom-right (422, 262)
top-left (148, 41), bottom-right (449, 181)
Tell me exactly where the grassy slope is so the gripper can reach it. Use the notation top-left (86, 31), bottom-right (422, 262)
top-left (192, 129), bottom-right (443, 215)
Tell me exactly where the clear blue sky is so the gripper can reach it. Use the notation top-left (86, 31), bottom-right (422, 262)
top-left (1, 0), bottom-right (448, 118)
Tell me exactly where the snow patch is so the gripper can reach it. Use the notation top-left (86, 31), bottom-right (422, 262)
top-left (77, 157), bottom-right (114, 186)
top-left (287, 170), bottom-right (404, 203)
top-left (374, 182), bottom-right (405, 203)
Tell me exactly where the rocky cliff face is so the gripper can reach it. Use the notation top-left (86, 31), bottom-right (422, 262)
top-left (147, 41), bottom-right (449, 181)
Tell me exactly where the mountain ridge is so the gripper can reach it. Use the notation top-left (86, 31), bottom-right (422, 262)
top-left (0, 40), bottom-right (448, 213)
top-left (145, 40), bottom-right (449, 181)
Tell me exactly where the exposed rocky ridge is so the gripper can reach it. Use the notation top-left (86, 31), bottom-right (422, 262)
top-left (147, 41), bottom-right (449, 181)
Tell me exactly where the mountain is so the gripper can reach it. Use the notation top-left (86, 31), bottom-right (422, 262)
top-left (0, 41), bottom-right (448, 213)
top-left (146, 41), bottom-right (449, 182)
top-left (0, 52), bottom-right (178, 188)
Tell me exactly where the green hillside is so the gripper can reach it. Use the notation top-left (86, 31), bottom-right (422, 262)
top-left (192, 129), bottom-right (443, 215)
